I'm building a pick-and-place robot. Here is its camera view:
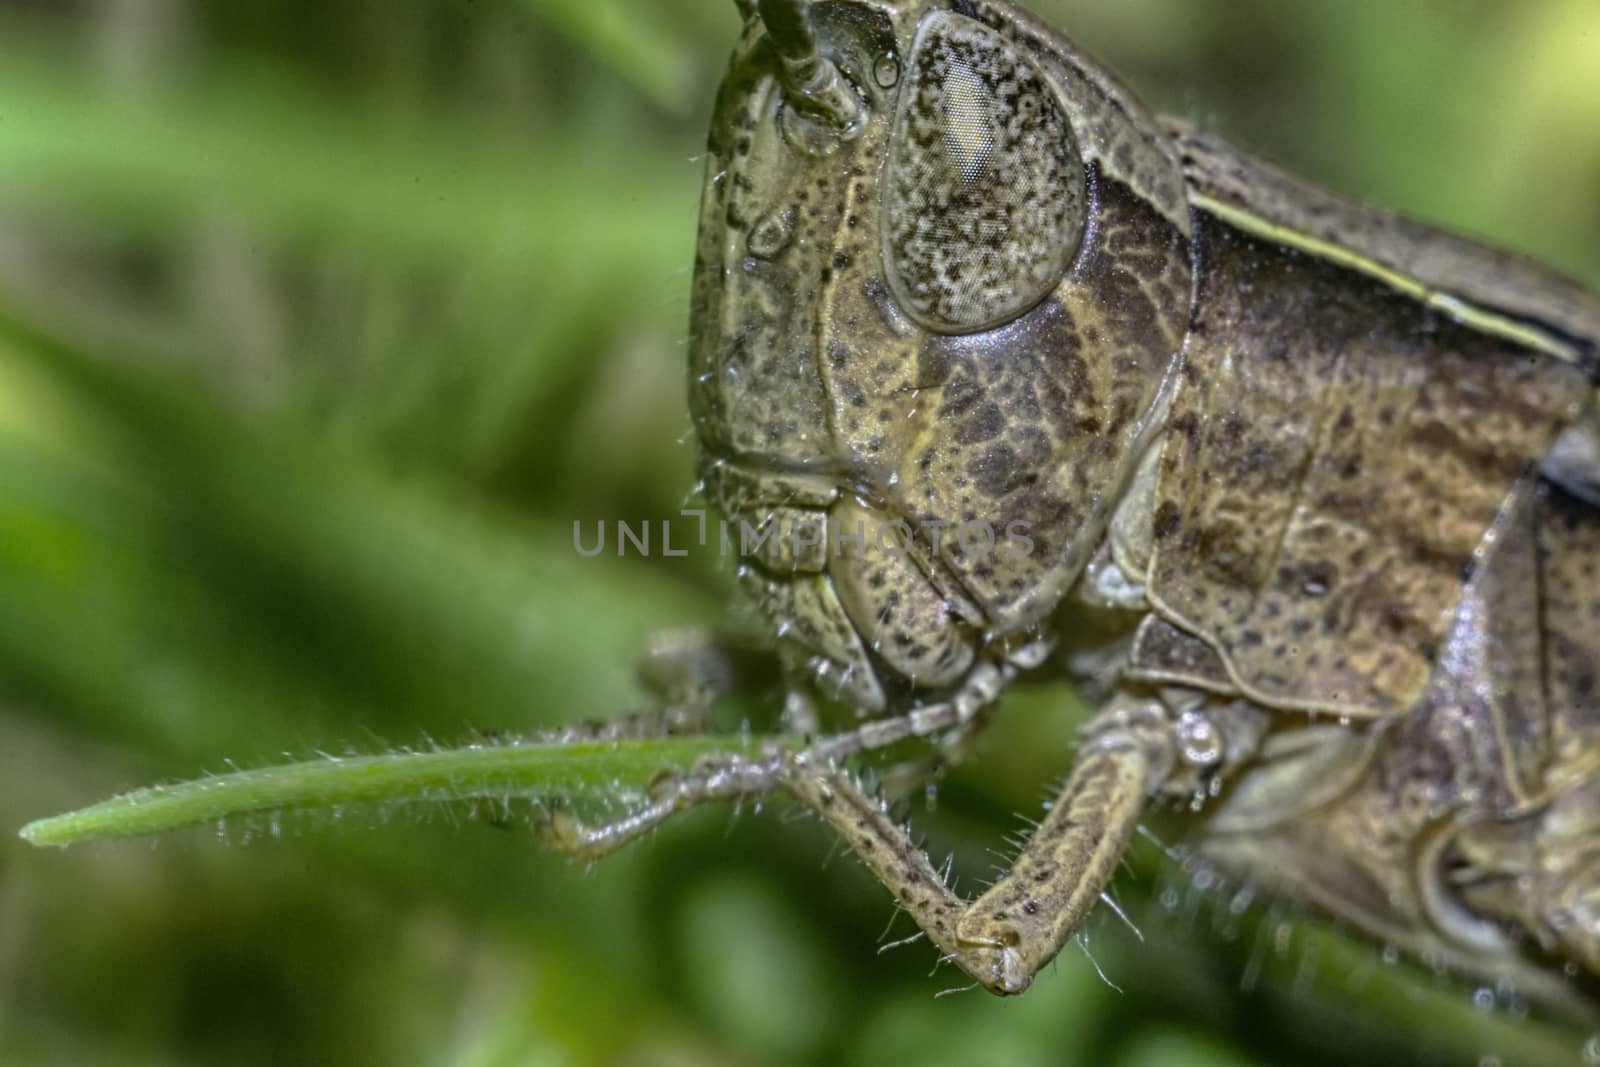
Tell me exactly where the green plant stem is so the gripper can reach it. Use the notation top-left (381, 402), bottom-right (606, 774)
top-left (20, 735), bottom-right (786, 847)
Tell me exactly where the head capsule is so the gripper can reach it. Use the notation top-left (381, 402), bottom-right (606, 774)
top-left (690, 1), bottom-right (1195, 712)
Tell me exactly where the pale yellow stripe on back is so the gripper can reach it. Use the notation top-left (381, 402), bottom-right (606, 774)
top-left (1192, 193), bottom-right (1582, 365)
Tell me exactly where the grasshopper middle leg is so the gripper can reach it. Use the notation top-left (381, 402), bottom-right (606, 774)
top-left (536, 660), bottom-right (1011, 860)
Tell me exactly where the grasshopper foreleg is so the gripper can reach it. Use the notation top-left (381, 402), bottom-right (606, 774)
top-left (781, 697), bottom-right (1173, 995)
top-left (539, 682), bottom-right (1178, 996)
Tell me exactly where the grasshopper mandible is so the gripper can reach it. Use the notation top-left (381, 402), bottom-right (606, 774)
top-left (537, 0), bottom-right (1600, 1000)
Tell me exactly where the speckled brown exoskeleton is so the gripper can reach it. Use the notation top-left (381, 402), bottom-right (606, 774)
top-left (536, 0), bottom-right (1600, 1001)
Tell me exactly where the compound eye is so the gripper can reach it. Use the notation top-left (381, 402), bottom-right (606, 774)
top-left (883, 12), bottom-right (1085, 334)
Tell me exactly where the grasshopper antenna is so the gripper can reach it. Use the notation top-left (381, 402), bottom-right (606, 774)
top-left (752, 0), bottom-right (863, 130)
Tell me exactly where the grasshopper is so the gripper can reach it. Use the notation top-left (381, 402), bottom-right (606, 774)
top-left (537, 0), bottom-right (1600, 1000)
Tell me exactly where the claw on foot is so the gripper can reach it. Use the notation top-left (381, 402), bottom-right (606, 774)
top-left (534, 806), bottom-right (584, 853)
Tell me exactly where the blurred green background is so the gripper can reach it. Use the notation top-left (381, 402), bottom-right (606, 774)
top-left (1, 1), bottom-right (1597, 1064)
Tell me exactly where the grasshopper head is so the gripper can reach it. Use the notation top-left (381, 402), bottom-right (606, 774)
top-left (690, 1), bottom-right (1194, 711)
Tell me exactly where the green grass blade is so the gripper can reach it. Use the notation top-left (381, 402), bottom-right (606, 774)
top-left (518, 0), bottom-right (696, 112)
top-left (0, 45), bottom-right (694, 274)
top-left (19, 735), bottom-right (783, 848)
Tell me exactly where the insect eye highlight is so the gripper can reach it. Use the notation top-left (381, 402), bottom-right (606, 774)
top-left (940, 58), bottom-right (994, 184)
top-left (882, 11), bottom-right (1086, 334)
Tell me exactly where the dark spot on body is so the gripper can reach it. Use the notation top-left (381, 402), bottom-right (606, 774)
top-left (1153, 501), bottom-right (1182, 539)
top-left (953, 404), bottom-right (1004, 447)
top-left (938, 378), bottom-right (983, 418)
top-left (968, 444), bottom-right (1025, 498)
top-left (1240, 443), bottom-right (1273, 475)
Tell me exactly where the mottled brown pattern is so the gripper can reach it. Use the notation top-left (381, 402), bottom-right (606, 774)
top-left (829, 498), bottom-right (975, 687)
top-left (1198, 477), bottom-right (1600, 992)
top-left (1125, 614), bottom-right (1231, 693)
top-left (1149, 216), bottom-right (1591, 717)
top-left (826, 176), bottom-right (1187, 629)
top-left (1538, 482), bottom-right (1600, 770)
top-left (690, 54), bottom-right (838, 462)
